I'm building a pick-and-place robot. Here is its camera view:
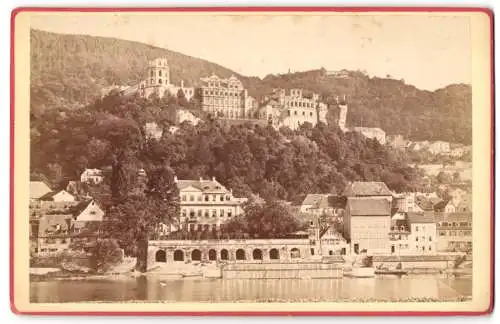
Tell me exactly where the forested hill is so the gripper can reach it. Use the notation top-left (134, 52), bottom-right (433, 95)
top-left (31, 29), bottom-right (472, 144)
top-left (30, 29), bottom-right (256, 111)
top-left (254, 70), bottom-right (472, 145)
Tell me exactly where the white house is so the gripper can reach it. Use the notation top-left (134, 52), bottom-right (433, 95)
top-left (406, 212), bottom-right (437, 254)
top-left (80, 168), bottom-right (104, 185)
top-left (73, 200), bottom-right (104, 222)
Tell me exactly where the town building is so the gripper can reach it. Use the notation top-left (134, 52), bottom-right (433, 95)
top-left (389, 211), bottom-right (411, 255)
top-left (170, 176), bottom-right (247, 235)
top-left (428, 141), bottom-right (451, 155)
top-left (30, 181), bottom-right (52, 200)
top-left (342, 181), bottom-right (394, 255)
top-left (343, 196), bottom-right (392, 255)
top-left (32, 199), bottom-right (105, 255)
top-left (406, 212), bottom-right (437, 254)
top-left (80, 168), bottom-right (104, 185)
top-left (435, 212), bottom-right (472, 252)
top-left (138, 57), bottom-right (195, 101)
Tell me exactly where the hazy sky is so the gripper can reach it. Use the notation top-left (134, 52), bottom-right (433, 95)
top-left (30, 13), bottom-right (471, 91)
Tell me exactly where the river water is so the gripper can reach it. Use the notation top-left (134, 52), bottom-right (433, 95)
top-left (30, 274), bottom-right (472, 303)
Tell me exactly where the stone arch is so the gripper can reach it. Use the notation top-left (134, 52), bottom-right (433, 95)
top-left (236, 249), bottom-right (246, 260)
top-left (269, 248), bottom-right (280, 260)
top-left (173, 249), bottom-right (184, 261)
top-left (208, 249), bottom-right (217, 261)
top-left (155, 250), bottom-right (166, 262)
top-left (290, 248), bottom-right (301, 259)
top-left (191, 249), bottom-right (202, 261)
top-left (220, 249), bottom-right (229, 260)
top-left (252, 248), bottom-right (263, 260)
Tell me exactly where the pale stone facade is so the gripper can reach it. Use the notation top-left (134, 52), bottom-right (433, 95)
top-left (168, 177), bottom-right (247, 234)
top-left (149, 238), bottom-right (315, 264)
top-left (269, 88), bottom-right (328, 130)
top-left (138, 57), bottom-right (195, 101)
top-left (199, 75), bottom-right (248, 118)
top-left (80, 168), bottom-right (104, 185)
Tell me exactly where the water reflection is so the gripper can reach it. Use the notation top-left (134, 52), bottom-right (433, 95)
top-left (30, 275), bottom-right (472, 303)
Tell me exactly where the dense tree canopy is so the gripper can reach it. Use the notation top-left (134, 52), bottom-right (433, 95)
top-left (31, 92), bottom-right (425, 202)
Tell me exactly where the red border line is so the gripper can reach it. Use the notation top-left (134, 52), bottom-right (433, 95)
top-left (10, 6), bottom-right (495, 316)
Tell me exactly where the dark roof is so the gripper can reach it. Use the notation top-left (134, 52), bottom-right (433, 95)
top-left (342, 181), bottom-right (392, 197)
top-left (38, 214), bottom-right (72, 235)
top-left (30, 181), bottom-right (52, 199)
top-left (406, 211), bottom-right (436, 224)
top-left (435, 212), bottom-right (472, 223)
top-left (69, 199), bottom-right (96, 217)
top-left (433, 199), bottom-right (450, 211)
top-left (415, 196), bottom-right (435, 211)
top-left (301, 194), bottom-right (324, 206)
top-left (176, 178), bottom-right (228, 193)
top-left (347, 198), bottom-right (391, 216)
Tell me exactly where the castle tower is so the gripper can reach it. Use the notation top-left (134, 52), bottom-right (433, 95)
top-left (337, 95), bottom-right (348, 132)
top-left (147, 57), bottom-right (170, 87)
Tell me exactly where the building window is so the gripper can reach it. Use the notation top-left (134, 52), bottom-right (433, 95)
top-left (189, 210), bottom-right (195, 218)
top-left (227, 210), bottom-right (232, 217)
top-left (159, 70), bottom-right (162, 76)
top-left (429, 237), bottom-right (432, 242)
top-left (416, 237), bottom-right (419, 242)
top-left (205, 196), bottom-right (209, 202)
top-left (310, 248), bottom-right (315, 256)
top-left (212, 195), bottom-right (217, 201)
top-left (415, 226), bottom-right (419, 231)
top-left (220, 196), bottom-right (224, 201)
top-left (294, 111), bottom-right (297, 115)
top-left (226, 196), bottom-right (231, 201)
top-left (212, 210), bottom-right (217, 217)
top-left (197, 210), bottom-right (202, 217)
top-left (220, 209), bottom-right (224, 217)
top-left (182, 209), bottom-right (187, 217)
top-left (204, 211), bottom-right (209, 218)
top-left (158, 79), bottom-right (162, 84)
top-left (182, 195), bottom-right (187, 201)
top-left (190, 195), bottom-right (194, 201)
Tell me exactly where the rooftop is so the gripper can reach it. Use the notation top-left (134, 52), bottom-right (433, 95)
top-left (343, 181), bottom-right (393, 197)
top-left (30, 181), bottom-right (52, 200)
top-left (175, 177), bottom-right (229, 193)
top-left (406, 211), bottom-right (436, 224)
top-left (347, 197), bottom-right (391, 216)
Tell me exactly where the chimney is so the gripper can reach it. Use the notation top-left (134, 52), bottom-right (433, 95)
top-left (336, 96), bottom-right (339, 104)
top-left (200, 177), bottom-right (203, 183)
top-left (212, 176), bottom-right (216, 182)
top-left (181, 80), bottom-right (184, 88)
top-left (173, 176), bottom-right (178, 183)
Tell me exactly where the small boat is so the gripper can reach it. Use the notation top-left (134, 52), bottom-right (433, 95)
top-left (343, 267), bottom-right (375, 278)
top-left (375, 270), bottom-right (408, 276)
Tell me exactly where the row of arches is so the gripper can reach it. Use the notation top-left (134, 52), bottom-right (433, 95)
top-left (155, 248), bottom-right (300, 262)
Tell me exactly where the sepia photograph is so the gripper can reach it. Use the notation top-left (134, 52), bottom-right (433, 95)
top-left (11, 7), bottom-right (493, 315)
